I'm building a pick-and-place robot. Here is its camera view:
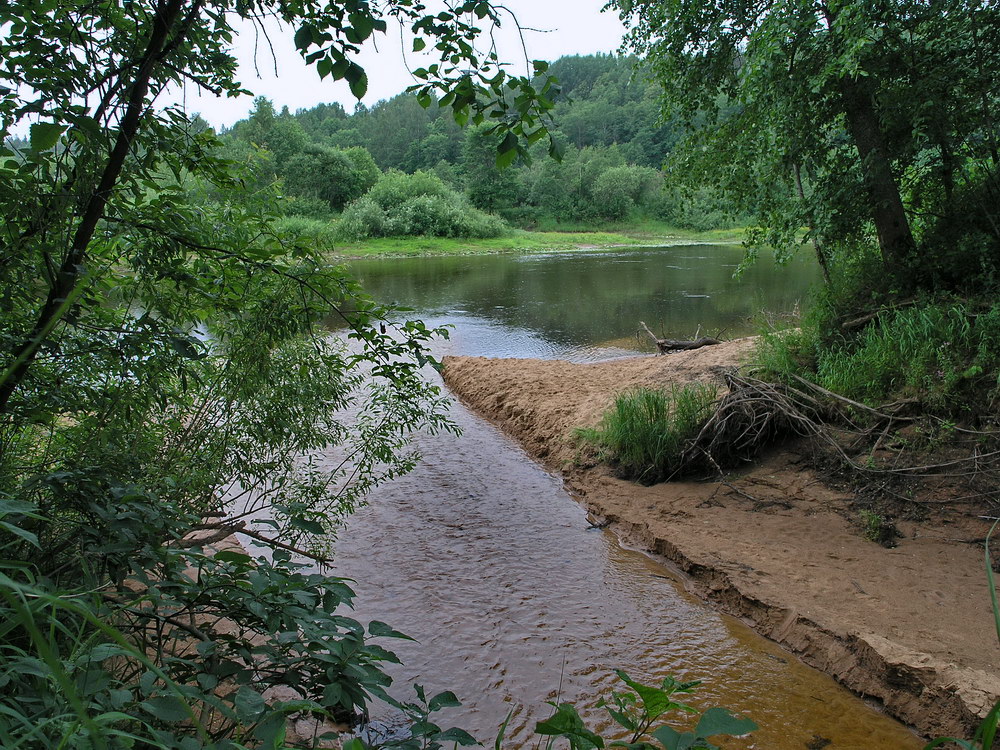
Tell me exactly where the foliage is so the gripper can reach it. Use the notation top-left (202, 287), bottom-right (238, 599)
top-left (218, 54), bottom-right (742, 232)
top-left (591, 165), bottom-right (661, 221)
top-left (283, 145), bottom-right (381, 212)
top-left (611, 0), bottom-right (1000, 285)
top-left (0, 507), bottom-right (409, 748)
top-left (754, 299), bottom-right (1000, 416)
top-left (529, 671), bottom-right (756, 750)
top-left (577, 385), bottom-right (719, 484)
top-left (337, 171), bottom-right (509, 240)
top-left (0, 0), bottom-right (560, 746)
top-left (462, 123), bottom-right (520, 213)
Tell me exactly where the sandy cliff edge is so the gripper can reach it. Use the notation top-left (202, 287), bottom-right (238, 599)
top-left (442, 339), bottom-right (1000, 740)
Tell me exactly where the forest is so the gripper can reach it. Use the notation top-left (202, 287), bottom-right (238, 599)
top-left (184, 52), bottom-right (739, 245)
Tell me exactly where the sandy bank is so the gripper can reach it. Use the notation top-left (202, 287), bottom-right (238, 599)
top-left (442, 340), bottom-right (1000, 741)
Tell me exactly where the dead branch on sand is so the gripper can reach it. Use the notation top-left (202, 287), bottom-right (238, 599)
top-left (639, 321), bottom-right (721, 354)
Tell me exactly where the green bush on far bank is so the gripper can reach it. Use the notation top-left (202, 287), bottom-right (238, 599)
top-left (337, 170), bottom-right (509, 241)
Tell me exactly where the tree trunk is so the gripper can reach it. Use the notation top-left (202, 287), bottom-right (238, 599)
top-left (793, 162), bottom-right (831, 284)
top-left (0, 0), bottom-right (188, 414)
top-left (838, 75), bottom-right (915, 273)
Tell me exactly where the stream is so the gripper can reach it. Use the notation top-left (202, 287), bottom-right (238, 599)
top-left (327, 246), bottom-right (922, 749)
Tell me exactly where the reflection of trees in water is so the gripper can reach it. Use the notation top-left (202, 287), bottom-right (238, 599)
top-left (350, 247), bottom-right (819, 347)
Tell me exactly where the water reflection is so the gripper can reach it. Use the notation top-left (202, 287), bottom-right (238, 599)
top-left (348, 245), bottom-right (818, 361)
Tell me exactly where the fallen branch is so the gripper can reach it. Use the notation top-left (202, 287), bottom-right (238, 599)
top-left (639, 321), bottom-right (722, 354)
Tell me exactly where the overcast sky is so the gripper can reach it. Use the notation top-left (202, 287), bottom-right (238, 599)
top-left (165, 0), bottom-right (627, 130)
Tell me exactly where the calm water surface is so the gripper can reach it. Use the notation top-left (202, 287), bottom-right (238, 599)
top-left (347, 245), bottom-right (818, 360)
top-left (327, 246), bottom-right (921, 749)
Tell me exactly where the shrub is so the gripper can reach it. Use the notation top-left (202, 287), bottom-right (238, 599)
top-left (578, 384), bottom-right (719, 484)
top-left (751, 295), bottom-right (1000, 417)
top-left (816, 302), bottom-right (1000, 413)
top-left (336, 170), bottom-right (509, 240)
top-left (272, 215), bottom-right (338, 249)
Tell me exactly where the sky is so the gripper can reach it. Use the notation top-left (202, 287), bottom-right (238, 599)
top-left (165, 0), bottom-right (627, 130)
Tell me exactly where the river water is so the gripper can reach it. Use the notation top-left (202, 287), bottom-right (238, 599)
top-left (328, 246), bottom-right (922, 749)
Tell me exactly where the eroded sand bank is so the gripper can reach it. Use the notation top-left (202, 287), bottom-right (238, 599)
top-left (442, 339), bottom-right (1000, 740)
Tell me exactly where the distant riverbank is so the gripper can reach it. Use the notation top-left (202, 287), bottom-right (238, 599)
top-left (329, 223), bottom-right (745, 259)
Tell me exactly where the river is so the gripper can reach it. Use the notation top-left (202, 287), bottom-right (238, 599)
top-left (327, 246), bottom-right (922, 749)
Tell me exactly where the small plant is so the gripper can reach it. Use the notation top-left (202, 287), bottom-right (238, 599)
top-left (577, 384), bottom-right (718, 484)
top-left (858, 508), bottom-right (898, 547)
top-left (859, 509), bottom-right (883, 541)
top-left (529, 670), bottom-right (756, 750)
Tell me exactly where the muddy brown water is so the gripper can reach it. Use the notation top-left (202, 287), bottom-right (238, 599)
top-left (326, 248), bottom-right (923, 748)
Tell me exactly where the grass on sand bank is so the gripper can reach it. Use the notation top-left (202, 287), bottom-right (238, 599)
top-left (330, 222), bottom-right (745, 258)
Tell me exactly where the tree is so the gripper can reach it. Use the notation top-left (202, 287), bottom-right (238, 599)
top-left (462, 122), bottom-right (520, 212)
top-left (283, 144), bottom-right (380, 211)
top-left (611, 0), bottom-right (1000, 285)
top-left (0, 0), bottom-right (557, 745)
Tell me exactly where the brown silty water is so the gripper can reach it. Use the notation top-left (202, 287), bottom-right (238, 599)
top-left (327, 371), bottom-right (923, 750)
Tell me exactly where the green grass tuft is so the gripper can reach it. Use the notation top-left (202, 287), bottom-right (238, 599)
top-left (578, 384), bottom-right (718, 484)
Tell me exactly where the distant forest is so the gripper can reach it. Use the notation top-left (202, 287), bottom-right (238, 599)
top-left (210, 54), bottom-right (740, 236)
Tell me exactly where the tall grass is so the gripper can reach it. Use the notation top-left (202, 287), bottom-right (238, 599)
top-left (578, 384), bottom-right (718, 484)
top-left (752, 300), bottom-right (1000, 416)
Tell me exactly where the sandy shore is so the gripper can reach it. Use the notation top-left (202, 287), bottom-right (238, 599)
top-left (442, 339), bottom-right (1000, 741)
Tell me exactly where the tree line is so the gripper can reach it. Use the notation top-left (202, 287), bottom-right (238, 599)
top-left (204, 53), bottom-right (741, 234)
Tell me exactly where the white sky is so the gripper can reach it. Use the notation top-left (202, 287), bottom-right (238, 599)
top-left (167, 0), bottom-right (627, 130)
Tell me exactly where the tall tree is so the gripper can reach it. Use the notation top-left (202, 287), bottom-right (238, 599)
top-left (610, 0), bottom-right (1000, 282)
top-left (0, 1), bottom-right (559, 743)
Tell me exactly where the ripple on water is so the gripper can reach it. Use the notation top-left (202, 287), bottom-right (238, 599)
top-left (325, 371), bottom-right (922, 750)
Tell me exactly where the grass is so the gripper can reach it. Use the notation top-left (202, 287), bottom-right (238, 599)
top-left (751, 299), bottom-right (1000, 417)
top-left (577, 384), bottom-right (719, 484)
top-left (328, 223), bottom-right (746, 258)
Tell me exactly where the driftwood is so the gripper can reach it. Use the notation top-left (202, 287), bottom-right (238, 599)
top-left (640, 321), bottom-right (721, 354)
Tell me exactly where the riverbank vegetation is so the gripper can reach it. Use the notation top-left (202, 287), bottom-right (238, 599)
top-left (0, 0), bottom-right (565, 746)
top-left (588, 0), bottom-right (1000, 477)
top-left (154, 53), bottom-right (748, 250)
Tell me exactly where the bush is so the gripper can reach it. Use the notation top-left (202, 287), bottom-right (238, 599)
top-left (751, 295), bottom-right (1000, 417)
top-left (272, 215), bottom-right (338, 249)
top-left (816, 302), bottom-right (1000, 413)
top-left (578, 384), bottom-right (719, 484)
top-left (336, 170), bottom-right (509, 240)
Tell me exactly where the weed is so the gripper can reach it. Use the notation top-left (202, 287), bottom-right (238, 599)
top-left (577, 384), bottom-right (718, 484)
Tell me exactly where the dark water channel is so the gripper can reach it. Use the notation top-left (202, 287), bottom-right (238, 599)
top-left (328, 247), bottom-right (921, 749)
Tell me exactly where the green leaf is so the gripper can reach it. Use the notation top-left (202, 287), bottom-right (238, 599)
top-left (294, 24), bottom-right (313, 50)
top-left (413, 37), bottom-right (426, 52)
top-left (0, 520), bottom-right (39, 548)
top-left (496, 131), bottom-right (518, 169)
top-left (651, 726), bottom-right (693, 750)
top-left (428, 690), bottom-right (462, 712)
top-left (234, 686), bottom-right (267, 722)
top-left (140, 695), bottom-right (190, 723)
top-left (693, 707), bottom-right (757, 739)
top-left (368, 620), bottom-right (414, 640)
top-left (345, 64), bottom-right (368, 99)
top-left (213, 549), bottom-right (253, 566)
top-left (290, 516), bottom-right (325, 535)
top-left (985, 519), bottom-right (1000, 646)
top-left (436, 728), bottom-right (478, 745)
top-left (29, 123), bottom-right (64, 152)
top-left (535, 703), bottom-right (604, 750)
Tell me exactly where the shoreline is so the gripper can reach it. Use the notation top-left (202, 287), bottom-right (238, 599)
top-left (441, 342), bottom-right (1000, 741)
top-left (329, 226), bottom-right (745, 259)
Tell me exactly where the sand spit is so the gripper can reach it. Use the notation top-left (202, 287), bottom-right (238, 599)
top-left (442, 340), bottom-right (1000, 740)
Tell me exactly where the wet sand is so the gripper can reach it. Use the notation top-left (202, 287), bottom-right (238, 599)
top-left (442, 340), bottom-right (1000, 740)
